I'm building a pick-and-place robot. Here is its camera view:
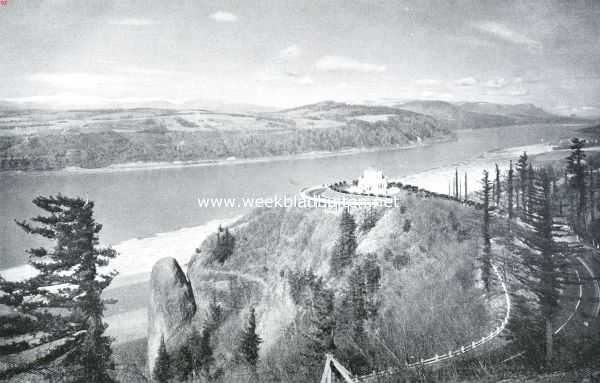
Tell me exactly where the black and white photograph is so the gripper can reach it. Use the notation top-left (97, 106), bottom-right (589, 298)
top-left (1, 1), bottom-right (599, 382)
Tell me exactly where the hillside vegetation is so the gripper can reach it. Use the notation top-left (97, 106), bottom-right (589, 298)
top-left (397, 100), bottom-right (578, 131)
top-left (0, 100), bottom-right (575, 171)
top-left (147, 192), bottom-right (502, 383)
top-left (0, 103), bottom-right (447, 171)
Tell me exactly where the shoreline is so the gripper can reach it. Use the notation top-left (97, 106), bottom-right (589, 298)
top-left (2, 136), bottom-right (453, 176)
top-left (0, 216), bottom-right (242, 286)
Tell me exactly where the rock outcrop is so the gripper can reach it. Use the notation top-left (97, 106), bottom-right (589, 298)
top-left (147, 257), bottom-right (196, 373)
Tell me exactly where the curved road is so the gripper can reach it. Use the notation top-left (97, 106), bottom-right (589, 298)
top-left (305, 182), bottom-right (600, 382)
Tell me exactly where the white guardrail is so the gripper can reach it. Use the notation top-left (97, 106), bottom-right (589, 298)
top-left (354, 263), bottom-right (511, 382)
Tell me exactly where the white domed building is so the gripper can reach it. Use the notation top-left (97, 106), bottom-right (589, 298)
top-left (355, 167), bottom-right (388, 195)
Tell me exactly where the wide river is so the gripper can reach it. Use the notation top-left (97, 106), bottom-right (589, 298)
top-left (0, 123), bottom-right (582, 271)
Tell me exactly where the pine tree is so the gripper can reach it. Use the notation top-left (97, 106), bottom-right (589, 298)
top-left (360, 207), bottom-right (379, 232)
top-left (519, 167), bottom-right (567, 367)
top-left (0, 195), bottom-right (116, 381)
top-left (363, 254), bottom-right (382, 318)
top-left (348, 266), bottom-right (367, 341)
top-left (517, 152), bottom-right (529, 214)
top-left (495, 163), bottom-right (501, 207)
top-left (153, 336), bottom-right (172, 383)
top-left (171, 344), bottom-right (193, 381)
top-left (330, 209), bottom-right (357, 275)
top-left (188, 327), bottom-right (214, 379)
top-left (212, 225), bottom-right (235, 264)
top-left (507, 160), bottom-right (514, 220)
top-left (455, 168), bottom-right (459, 199)
top-left (481, 170), bottom-right (493, 292)
top-left (464, 172), bottom-right (468, 201)
top-left (566, 137), bottom-right (587, 226)
top-left (299, 278), bottom-right (336, 369)
top-left (239, 307), bottom-right (262, 375)
top-left (206, 293), bottom-right (224, 333)
top-left (589, 169), bottom-right (595, 223)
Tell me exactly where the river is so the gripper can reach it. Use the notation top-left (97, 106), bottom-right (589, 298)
top-left (0, 123), bottom-right (580, 271)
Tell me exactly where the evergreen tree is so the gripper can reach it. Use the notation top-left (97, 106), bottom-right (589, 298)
top-left (153, 336), bottom-right (172, 383)
top-left (171, 344), bottom-right (193, 382)
top-left (189, 327), bottom-right (214, 379)
top-left (212, 225), bottom-right (235, 264)
top-left (481, 170), bottom-right (493, 292)
top-left (206, 293), bottom-right (223, 333)
top-left (348, 266), bottom-right (367, 340)
top-left (360, 207), bottom-right (379, 232)
top-left (589, 169), bottom-right (595, 223)
top-left (464, 172), bottom-right (468, 201)
top-left (507, 160), bottom-right (514, 220)
top-left (566, 137), bottom-right (587, 225)
top-left (300, 278), bottom-right (336, 366)
top-left (517, 152), bottom-right (529, 214)
top-left (495, 163), bottom-right (501, 207)
top-left (239, 307), bottom-right (262, 374)
top-left (519, 167), bottom-right (567, 367)
top-left (330, 209), bottom-right (357, 275)
top-left (455, 168), bottom-right (459, 199)
top-left (504, 294), bottom-right (545, 369)
top-left (0, 195), bottom-right (116, 381)
top-left (363, 254), bottom-right (382, 318)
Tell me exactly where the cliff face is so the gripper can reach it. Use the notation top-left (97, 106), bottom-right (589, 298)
top-left (147, 257), bottom-right (196, 373)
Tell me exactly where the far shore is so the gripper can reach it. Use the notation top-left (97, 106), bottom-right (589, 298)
top-left (2, 135), bottom-right (453, 176)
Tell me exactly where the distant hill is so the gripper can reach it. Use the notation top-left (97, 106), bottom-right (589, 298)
top-left (396, 100), bottom-right (582, 130)
top-left (0, 101), bottom-right (450, 171)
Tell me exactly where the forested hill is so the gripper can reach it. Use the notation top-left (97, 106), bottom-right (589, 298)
top-left (0, 103), bottom-right (447, 171)
top-left (397, 100), bottom-right (582, 130)
top-left (0, 100), bottom-right (580, 171)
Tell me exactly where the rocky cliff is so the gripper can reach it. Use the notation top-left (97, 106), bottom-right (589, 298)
top-left (147, 257), bottom-right (196, 373)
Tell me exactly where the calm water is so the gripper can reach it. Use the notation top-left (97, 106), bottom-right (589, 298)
top-left (0, 124), bottom-right (579, 269)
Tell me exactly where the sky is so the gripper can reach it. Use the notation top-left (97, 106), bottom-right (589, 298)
top-left (1, 0), bottom-right (599, 116)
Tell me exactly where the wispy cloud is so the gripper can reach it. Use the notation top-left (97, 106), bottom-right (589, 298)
top-left (112, 66), bottom-right (187, 77)
top-left (483, 77), bottom-right (508, 88)
top-left (315, 56), bottom-right (386, 73)
top-left (416, 78), bottom-right (442, 86)
top-left (279, 45), bottom-right (302, 60)
top-left (472, 21), bottom-right (541, 49)
top-left (453, 77), bottom-right (478, 87)
top-left (256, 70), bottom-right (314, 86)
top-left (109, 18), bottom-right (156, 26)
top-left (28, 72), bottom-right (129, 90)
top-left (209, 11), bottom-right (238, 22)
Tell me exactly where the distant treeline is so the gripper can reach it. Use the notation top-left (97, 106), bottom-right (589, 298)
top-left (0, 118), bottom-right (449, 171)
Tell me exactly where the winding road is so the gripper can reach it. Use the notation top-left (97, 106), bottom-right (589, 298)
top-left (307, 182), bottom-right (600, 383)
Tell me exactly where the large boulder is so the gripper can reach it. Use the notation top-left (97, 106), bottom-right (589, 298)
top-left (147, 257), bottom-right (196, 373)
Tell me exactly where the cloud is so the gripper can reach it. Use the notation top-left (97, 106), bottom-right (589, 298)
top-left (28, 72), bottom-right (129, 90)
top-left (416, 78), bottom-right (442, 86)
top-left (112, 66), bottom-right (187, 77)
top-left (256, 70), bottom-right (314, 86)
top-left (109, 18), bottom-right (156, 26)
top-left (453, 77), bottom-right (478, 86)
top-left (209, 11), bottom-right (238, 22)
top-left (503, 87), bottom-right (529, 96)
top-left (472, 21), bottom-right (541, 48)
top-left (279, 45), bottom-right (302, 60)
top-left (294, 76), bottom-right (314, 85)
top-left (315, 56), bottom-right (386, 73)
top-left (483, 78), bottom-right (508, 88)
